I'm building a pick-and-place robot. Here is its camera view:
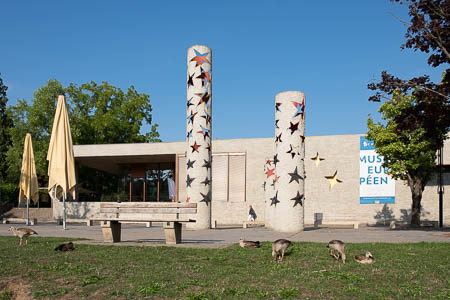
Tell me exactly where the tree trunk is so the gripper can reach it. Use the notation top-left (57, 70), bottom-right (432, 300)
top-left (408, 176), bottom-right (424, 227)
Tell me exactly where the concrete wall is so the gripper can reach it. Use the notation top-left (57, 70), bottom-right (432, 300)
top-left (68, 134), bottom-right (450, 226)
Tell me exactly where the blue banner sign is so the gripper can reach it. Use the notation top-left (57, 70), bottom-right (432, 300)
top-left (359, 136), bottom-right (395, 204)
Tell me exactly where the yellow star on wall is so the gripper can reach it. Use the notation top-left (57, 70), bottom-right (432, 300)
top-left (325, 171), bottom-right (342, 190)
top-left (311, 152), bottom-right (325, 167)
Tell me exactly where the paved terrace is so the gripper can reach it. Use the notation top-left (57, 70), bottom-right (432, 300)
top-left (1, 222), bottom-right (449, 248)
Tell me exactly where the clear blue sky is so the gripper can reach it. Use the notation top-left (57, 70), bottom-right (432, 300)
top-left (1, 1), bottom-right (445, 142)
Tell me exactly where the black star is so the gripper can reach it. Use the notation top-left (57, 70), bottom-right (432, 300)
top-left (187, 110), bottom-right (198, 125)
top-left (276, 133), bottom-right (282, 143)
top-left (286, 144), bottom-right (296, 159)
top-left (186, 129), bottom-right (193, 140)
top-left (196, 91), bottom-right (210, 107)
top-left (201, 109), bottom-right (211, 125)
top-left (201, 177), bottom-right (211, 186)
top-left (187, 97), bottom-right (194, 109)
top-left (200, 191), bottom-right (211, 205)
top-left (263, 181), bottom-right (266, 191)
top-left (300, 135), bottom-right (305, 143)
top-left (187, 159), bottom-right (196, 169)
top-left (273, 154), bottom-right (280, 167)
top-left (275, 119), bottom-right (279, 129)
top-left (275, 102), bottom-right (281, 112)
top-left (270, 191), bottom-right (280, 206)
top-left (202, 159), bottom-right (211, 170)
top-left (187, 73), bottom-right (194, 87)
top-left (288, 166), bottom-right (303, 184)
top-left (289, 122), bottom-right (299, 135)
top-left (290, 191), bottom-right (304, 207)
top-left (186, 174), bottom-right (195, 187)
top-left (196, 67), bottom-right (210, 86)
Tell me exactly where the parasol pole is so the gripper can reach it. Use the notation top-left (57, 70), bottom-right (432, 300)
top-left (26, 197), bottom-right (29, 226)
top-left (63, 189), bottom-right (66, 230)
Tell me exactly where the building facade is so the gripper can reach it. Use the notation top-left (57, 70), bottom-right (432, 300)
top-left (52, 134), bottom-right (450, 227)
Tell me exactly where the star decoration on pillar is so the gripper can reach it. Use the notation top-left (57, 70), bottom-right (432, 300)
top-left (286, 144), bottom-right (297, 159)
top-left (274, 175), bottom-right (280, 183)
top-left (289, 122), bottom-right (299, 135)
top-left (311, 152), bottom-right (325, 167)
top-left (292, 99), bottom-right (305, 118)
top-left (191, 141), bottom-right (201, 153)
top-left (266, 159), bottom-right (272, 166)
top-left (275, 102), bottom-right (281, 112)
top-left (196, 67), bottom-right (211, 86)
top-left (187, 110), bottom-right (198, 125)
top-left (186, 159), bottom-right (196, 169)
top-left (201, 109), bottom-right (211, 124)
top-left (200, 191), bottom-right (211, 205)
top-left (275, 119), bottom-right (279, 129)
top-left (201, 177), bottom-right (211, 186)
top-left (187, 73), bottom-right (194, 88)
top-left (273, 154), bottom-right (280, 167)
top-left (187, 97), bottom-right (194, 109)
top-left (186, 197), bottom-right (190, 203)
top-left (300, 135), bottom-right (306, 143)
top-left (288, 166), bottom-right (304, 183)
top-left (186, 174), bottom-right (195, 187)
top-left (262, 181), bottom-right (266, 191)
top-left (202, 159), bottom-right (211, 170)
top-left (276, 133), bottom-right (282, 143)
top-left (270, 191), bottom-right (279, 206)
top-left (290, 191), bottom-right (304, 207)
top-left (190, 49), bottom-right (210, 67)
top-left (206, 143), bottom-right (212, 153)
top-left (197, 125), bottom-right (210, 140)
top-left (187, 129), bottom-right (193, 140)
top-left (266, 167), bottom-right (275, 178)
top-left (325, 171), bottom-right (342, 190)
top-left (196, 91), bottom-right (210, 107)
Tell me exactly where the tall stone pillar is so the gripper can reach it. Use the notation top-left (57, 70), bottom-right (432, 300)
top-left (272, 91), bottom-right (305, 232)
top-left (186, 45), bottom-right (212, 229)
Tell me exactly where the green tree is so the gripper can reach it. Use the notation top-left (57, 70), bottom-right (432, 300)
top-left (0, 74), bottom-right (13, 183)
top-left (367, 90), bottom-right (448, 226)
top-left (6, 79), bottom-right (160, 195)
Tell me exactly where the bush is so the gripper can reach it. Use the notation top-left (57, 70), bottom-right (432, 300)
top-left (0, 183), bottom-right (19, 206)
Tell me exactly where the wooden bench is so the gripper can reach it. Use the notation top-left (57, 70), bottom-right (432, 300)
top-left (317, 216), bottom-right (359, 229)
top-left (2, 217), bottom-right (37, 225)
top-left (243, 221), bottom-right (265, 228)
top-left (390, 220), bottom-right (439, 229)
top-left (92, 202), bottom-right (197, 245)
top-left (57, 218), bottom-right (93, 226)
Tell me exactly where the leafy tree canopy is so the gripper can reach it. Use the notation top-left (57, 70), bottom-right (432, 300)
top-left (6, 79), bottom-right (160, 185)
top-left (0, 74), bottom-right (13, 183)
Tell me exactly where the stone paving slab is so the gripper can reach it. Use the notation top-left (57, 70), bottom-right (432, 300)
top-left (1, 222), bottom-right (448, 248)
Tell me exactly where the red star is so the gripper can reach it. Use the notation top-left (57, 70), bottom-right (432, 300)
top-left (266, 160), bottom-right (272, 166)
top-left (266, 168), bottom-right (275, 178)
top-left (274, 175), bottom-right (280, 183)
top-left (191, 141), bottom-right (201, 153)
top-left (190, 49), bottom-right (210, 66)
top-left (186, 197), bottom-right (190, 203)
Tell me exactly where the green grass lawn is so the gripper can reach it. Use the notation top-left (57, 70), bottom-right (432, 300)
top-left (0, 237), bottom-right (449, 299)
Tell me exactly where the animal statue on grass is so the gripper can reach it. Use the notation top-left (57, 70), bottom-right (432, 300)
top-left (355, 252), bottom-right (375, 264)
top-left (55, 242), bottom-right (75, 252)
top-left (327, 240), bottom-right (346, 264)
top-left (272, 239), bottom-right (292, 263)
top-left (8, 226), bottom-right (38, 245)
top-left (239, 238), bottom-right (261, 248)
